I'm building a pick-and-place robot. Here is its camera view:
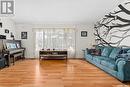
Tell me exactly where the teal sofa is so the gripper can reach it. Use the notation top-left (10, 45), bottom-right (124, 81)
top-left (84, 46), bottom-right (130, 82)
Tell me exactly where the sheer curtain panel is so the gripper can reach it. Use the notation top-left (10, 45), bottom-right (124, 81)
top-left (34, 28), bottom-right (76, 58)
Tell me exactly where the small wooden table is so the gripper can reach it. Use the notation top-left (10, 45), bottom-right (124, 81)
top-left (39, 50), bottom-right (67, 60)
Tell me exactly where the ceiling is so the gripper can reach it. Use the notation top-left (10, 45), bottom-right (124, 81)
top-left (14, 0), bottom-right (123, 24)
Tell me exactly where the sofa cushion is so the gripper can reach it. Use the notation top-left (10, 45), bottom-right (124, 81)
top-left (96, 46), bottom-right (104, 52)
top-left (93, 56), bottom-right (107, 64)
top-left (85, 54), bottom-right (93, 60)
top-left (109, 47), bottom-right (121, 60)
top-left (127, 50), bottom-right (130, 53)
top-left (93, 56), bottom-right (106, 59)
top-left (101, 59), bottom-right (117, 70)
top-left (93, 58), bottom-right (101, 64)
top-left (101, 47), bottom-right (113, 57)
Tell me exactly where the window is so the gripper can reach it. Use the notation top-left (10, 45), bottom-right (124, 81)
top-left (34, 28), bottom-right (76, 58)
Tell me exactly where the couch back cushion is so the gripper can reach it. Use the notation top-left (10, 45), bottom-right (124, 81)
top-left (96, 46), bottom-right (104, 52)
top-left (109, 47), bottom-right (121, 60)
top-left (101, 47), bottom-right (113, 57)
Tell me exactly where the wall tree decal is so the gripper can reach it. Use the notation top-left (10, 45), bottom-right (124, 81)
top-left (94, 0), bottom-right (130, 47)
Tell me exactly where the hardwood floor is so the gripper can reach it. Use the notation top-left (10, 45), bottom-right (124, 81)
top-left (0, 59), bottom-right (129, 87)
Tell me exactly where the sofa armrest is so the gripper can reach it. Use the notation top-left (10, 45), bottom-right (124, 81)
top-left (116, 58), bottom-right (130, 81)
top-left (84, 48), bottom-right (89, 54)
top-left (86, 48), bottom-right (90, 53)
top-left (116, 58), bottom-right (125, 64)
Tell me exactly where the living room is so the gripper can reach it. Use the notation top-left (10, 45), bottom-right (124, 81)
top-left (0, 0), bottom-right (130, 87)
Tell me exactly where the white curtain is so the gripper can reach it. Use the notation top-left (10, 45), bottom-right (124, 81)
top-left (34, 28), bottom-right (76, 58)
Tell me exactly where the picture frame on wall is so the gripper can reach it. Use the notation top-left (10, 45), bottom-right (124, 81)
top-left (21, 32), bottom-right (27, 39)
top-left (81, 31), bottom-right (87, 37)
top-left (5, 29), bottom-right (9, 33)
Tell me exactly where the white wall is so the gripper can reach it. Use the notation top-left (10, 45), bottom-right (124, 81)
top-left (15, 24), bottom-right (95, 58)
top-left (75, 24), bottom-right (95, 58)
top-left (0, 17), bottom-right (15, 39)
top-left (15, 26), bottom-right (34, 58)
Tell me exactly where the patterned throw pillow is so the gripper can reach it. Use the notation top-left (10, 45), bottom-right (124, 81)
top-left (94, 49), bottom-right (101, 56)
top-left (89, 49), bottom-right (101, 56)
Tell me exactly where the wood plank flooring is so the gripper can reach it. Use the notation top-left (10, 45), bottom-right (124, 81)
top-left (0, 59), bottom-right (129, 87)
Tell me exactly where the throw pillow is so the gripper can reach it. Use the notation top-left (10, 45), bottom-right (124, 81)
top-left (101, 47), bottom-right (112, 57)
top-left (94, 49), bottom-right (101, 56)
top-left (89, 49), bottom-right (101, 56)
top-left (109, 48), bottom-right (121, 60)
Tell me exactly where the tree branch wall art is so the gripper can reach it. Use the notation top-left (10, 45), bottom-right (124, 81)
top-left (94, 0), bottom-right (130, 47)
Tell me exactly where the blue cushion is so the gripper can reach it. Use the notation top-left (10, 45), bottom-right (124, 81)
top-left (101, 59), bottom-right (117, 70)
top-left (127, 50), bottom-right (130, 53)
top-left (93, 58), bottom-right (101, 63)
top-left (93, 56), bottom-right (106, 59)
top-left (85, 54), bottom-right (93, 60)
top-left (93, 56), bottom-right (107, 64)
top-left (96, 46), bottom-right (104, 52)
top-left (101, 47), bottom-right (113, 57)
top-left (109, 48), bottom-right (121, 60)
